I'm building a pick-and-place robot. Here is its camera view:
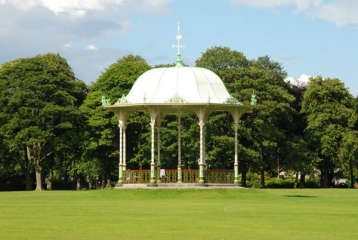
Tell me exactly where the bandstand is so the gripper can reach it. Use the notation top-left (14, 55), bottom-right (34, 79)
top-left (103, 24), bottom-right (256, 187)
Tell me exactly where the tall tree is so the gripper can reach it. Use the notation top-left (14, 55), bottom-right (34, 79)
top-left (196, 47), bottom-right (296, 187)
top-left (339, 130), bottom-right (358, 188)
top-left (81, 55), bottom-right (151, 185)
top-left (0, 53), bottom-right (86, 190)
top-left (301, 76), bottom-right (357, 187)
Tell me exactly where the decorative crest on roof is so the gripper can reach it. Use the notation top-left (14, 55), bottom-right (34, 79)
top-left (224, 95), bottom-right (242, 105)
top-left (167, 93), bottom-right (188, 104)
top-left (250, 91), bottom-right (257, 105)
top-left (101, 95), bottom-right (111, 105)
top-left (115, 94), bottom-right (128, 105)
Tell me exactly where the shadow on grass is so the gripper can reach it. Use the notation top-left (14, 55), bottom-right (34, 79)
top-left (283, 195), bottom-right (317, 198)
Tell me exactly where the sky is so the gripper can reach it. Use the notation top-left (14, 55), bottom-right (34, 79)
top-left (1, 0), bottom-right (358, 95)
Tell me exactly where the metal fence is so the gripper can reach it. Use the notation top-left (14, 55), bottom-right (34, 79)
top-left (124, 169), bottom-right (234, 184)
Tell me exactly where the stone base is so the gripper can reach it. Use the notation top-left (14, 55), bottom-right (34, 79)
top-left (147, 184), bottom-right (158, 187)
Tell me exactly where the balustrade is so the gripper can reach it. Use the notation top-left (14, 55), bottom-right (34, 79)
top-left (124, 169), bottom-right (235, 184)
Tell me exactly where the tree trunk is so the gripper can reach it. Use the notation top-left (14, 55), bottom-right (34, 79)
top-left (34, 153), bottom-right (43, 191)
top-left (21, 146), bottom-right (33, 190)
top-left (260, 168), bottom-right (265, 188)
top-left (24, 170), bottom-right (32, 190)
top-left (102, 173), bottom-right (106, 188)
top-left (239, 159), bottom-right (247, 187)
top-left (106, 179), bottom-right (112, 188)
top-left (46, 170), bottom-right (53, 190)
top-left (241, 171), bottom-right (247, 187)
top-left (35, 168), bottom-right (43, 191)
top-left (88, 178), bottom-right (93, 190)
top-left (299, 172), bottom-right (306, 188)
top-left (76, 178), bottom-right (81, 190)
top-left (27, 144), bottom-right (43, 191)
top-left (294, 172), bottom-right (298, 189)
top-left (349, 160), bottom-right (355, 189)
top-left (320, 160), bottom-right (329, 188)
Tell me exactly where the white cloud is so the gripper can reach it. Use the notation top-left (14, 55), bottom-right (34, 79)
top-left (2, 0), bottom-right (170, 18)
top-left (285, 74), bottom-right (311, 86)
top-left (0, 0), bottom-right (171, 83)
top-left (229, 0), bottom-right (358, 26)
top-left (229, 0), bottom-right (322, 11)
top-left (311, 0), bottom-right (358, 26)
top-left (63, 42), bottom-right (75, 49)
top-left (297, 74), bottom-right (311, 84)
top-left (87, 45), bottom-right (98, 51)
top-left (2, 0), bottom-right (121, 17)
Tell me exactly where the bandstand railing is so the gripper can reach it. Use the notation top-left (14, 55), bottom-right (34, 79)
top-left (124, 169), bottom-right (234, 184)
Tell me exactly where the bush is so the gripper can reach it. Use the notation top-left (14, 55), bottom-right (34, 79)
top-left (304, 179), bottom-right (320, 188)
top-left (265, 178), bottom-right (295, 188)
top-left (246, 173), bottom-right (261, 188)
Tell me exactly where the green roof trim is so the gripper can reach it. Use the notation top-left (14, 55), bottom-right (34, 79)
top-left (176, 54), bottom-right (184, 67)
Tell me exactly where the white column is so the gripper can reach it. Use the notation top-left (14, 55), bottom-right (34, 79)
top-left (123, 125), bottom-right (127, 172)
top-left (118, 122), bottom-right (124, 184)
top-left (117, 110), bottom-right (127, 185)
top-left (198, 120), bottom-right (205, 184)
top-left (150, 119), bottom-right (156, 185)
top-left (196, 107), bottom-right (208, 185)
top-left (177, 113), bottom-right (182, 183)
top-left (156, 116), bottom-right (162, 183)
top-left (148, 108), bottom-right (159, 186)
top-left (231, 108), bottom-right (241, 185)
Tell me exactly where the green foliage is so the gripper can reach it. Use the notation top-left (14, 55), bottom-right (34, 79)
top-left (80, 55), bottom-right (151, 179)
top-left (92, 54), bottom-right (151, 99)
top-left (304, 179), bottom-right (320, 188)
top-left (0, 53), bottom-right (87, 190)
top-left (265, 178), bottom-right (295, 188)
top-left (1, 47), bottom-right (358, 190)
top-left (301, 76), bottom-right (357, 187)
top-left (196, 46), bottom-right (297, 187)
top-left (246, 173), bottom-right (261, 188)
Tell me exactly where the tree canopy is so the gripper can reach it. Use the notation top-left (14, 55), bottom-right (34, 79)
top-left (0, 53), bottom-right (87, 190)
top-left (1, 49), bottom-right (357, 190)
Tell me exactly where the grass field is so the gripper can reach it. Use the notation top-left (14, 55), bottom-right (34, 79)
top-left (0, 188), bottom-right (357, 240)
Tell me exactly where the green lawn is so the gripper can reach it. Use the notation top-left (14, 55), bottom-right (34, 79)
top-left (1, 188), bottom-right (357, 240)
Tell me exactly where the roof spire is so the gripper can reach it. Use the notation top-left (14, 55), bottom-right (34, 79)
top-left (172, 22), bottom-right (184, 67)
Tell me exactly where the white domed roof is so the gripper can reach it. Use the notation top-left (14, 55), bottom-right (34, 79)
top-left (126, 65), bottom-right (232, 104)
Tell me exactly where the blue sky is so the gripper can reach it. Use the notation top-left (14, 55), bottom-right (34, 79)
top-left (1, 0), bottom-right (358, 95)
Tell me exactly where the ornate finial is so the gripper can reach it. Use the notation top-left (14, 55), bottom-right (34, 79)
top-left (172, 22), bottom-right (184, 67)
top-left (172, 22), bottom-right (184, 55)
top-left (250, 91), bottom-right (257, 105)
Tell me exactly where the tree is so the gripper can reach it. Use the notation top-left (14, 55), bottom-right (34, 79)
top-left (301, 76), bottom-right (357, 187)
top-left (0, 53), bottom-right (86, 190)
top-left (339, 130), bottom-right (358, 188)
top-left (196, 47), bottom-right (296, 187)
top-left (196, 46), bottom-right (252, 171)
top-left (81, 55), bottom-right (151, 185)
